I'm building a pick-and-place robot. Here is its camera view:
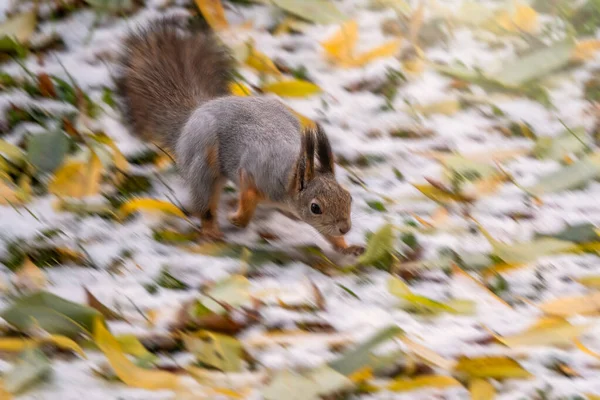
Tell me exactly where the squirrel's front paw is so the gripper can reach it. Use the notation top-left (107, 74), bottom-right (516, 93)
top-left (339, 245), bottom-right (365, 256)
top-left (228, 212), bottom-right (250, 228)
top-left (201, 229), bottom-right (224, 241)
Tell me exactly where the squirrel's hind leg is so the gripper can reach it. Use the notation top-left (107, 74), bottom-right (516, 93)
top-left (188, 150), bottom-right (224, 240)
top-left (228, 169), bottom-right (261, 228)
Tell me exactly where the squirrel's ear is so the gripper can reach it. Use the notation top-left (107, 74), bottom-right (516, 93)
top-left (302, 126), bottom-right (316, 183)
top-left (314, 123), bottom-right (335, 174)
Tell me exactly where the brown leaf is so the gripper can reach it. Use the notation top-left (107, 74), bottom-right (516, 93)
top-left (311, 281), bottom-right (326, 311)
top-left (37, 73), bottom-right (56, 98)
top-left (85, 288), bottom-right (126, 321)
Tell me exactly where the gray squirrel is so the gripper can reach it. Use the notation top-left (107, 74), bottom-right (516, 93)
top-left (116, 18), bottom-right (364, 255)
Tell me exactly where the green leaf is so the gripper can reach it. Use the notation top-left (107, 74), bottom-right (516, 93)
top-left (0, 10), bottom-right (37, 54)
top-left (533, 128), bottom-right (589, 160)
top-left (388, 276), bottom-right (457, 314)
top-left (3, 348), bottom-right (51, 394)
top-left (366, 200), bottom-right (387, 212)
top-left (183, 331), bottom-right (243, 372)
top-left (528, 152), bottom-right (600, 195)
top-left (263, 365), bottom-right (353, 400)
top-left (0, 140), bottom-right (26, 167)
top-left (442, 155), bottom-right (497, 182)
top-left (492, 40), bottom-right (575, 87)
top-left (492, 238), bottom-right (577, 264)
top-left (537, 223), bottom-right (599, 243)
top-left (357, 223), bottom-right (396, 268)
top-left (27, 130), bottom-right (70, 174)
top-left (328, 325), bottom-right (403, 376)
top-left (269, 0), bottom-right (346, 24)
top-left (0, 291), bottom-right (101, 337)
top-left (154, 267), bottom-right (188, 290)
top-left (201, 275), bottom-right (250, 314)
top-left (84, 0), bottom-right (134, 12)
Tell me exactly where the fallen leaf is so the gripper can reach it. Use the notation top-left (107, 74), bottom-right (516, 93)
top-left (0, 10), bottom-right (37, 53)
top-left (356, 223), bottom-right (395, 268)
top-left (469, 379), bottom-right (496, 400)
top-left (409, 1), bottom-right (425, 46)
top-left (412, 99), bottom-right (461, 116)
top-left (496, 3), bottom-right (538, 33)
top-left (85, 288), bottom-right (125, 321)
top-left (413, 183), bottom-right (473, 204)
top-left (538, 223), bottom-right (599, 244)
top-left (574, 338), bottom-right (600, 360)
top-left (528, 152), bottom-right (600, 195)
top-left (93, 318), bottom-right (179, 390)
top-left (0, 177), bottom-right (21, 205)
top-left (491, 238), bottom-right (577, 264)
top-left (539, 292), bottom-right (600, 317)
top-left (262, 365), bottom-right (353, 400)
top-left (2, 349), bottom-right (50, 394)
top-left (572, 39), bottom-right (600, 61)
top-left (37, 73), bottom-right (56, 98)
top-left (533, 128), bottom-right (589, 160)
top-left (118, 198), bottom-right (186, 220)
top-left (183, 330), bottom-right (243, 372)
top-left (322, 20), bottom-right (358, 63)
top-left (27, 130), bottom-right (70, 175)
top-left (389, 276), bottom-right (457, 314)
top-left (402, 337), bottom-right (455, 370)
top-left (262, 79), bottom-right (321, 97)
top-left (230, 81), bottom-right (251, 96)
top-left (343, 40), bottom-right (402, 67)
top-left (454, 356), bottom-right (532, 379)
top-left (202, 275), bottom-right (251, 314)
top-left (46, 334), bottom-right (86, 358)
top-left (1, 291), bottom-right (101, 337)
top-left (194, 0), bottom-right (228, 30)
top-left (492, 40), bottom-right (574, 87)
top-left (246, 46), bottom-right (281, 76)
top-left (328, 325), bottom-right (403, 376)
top-left (269, 0), bottom-right (346, 25)
top-left (0, 140), bottom-right (26, 167)
top-left (577, 276), bottom-right (600, 289)
top-left (388, 375), bottom-right (460, 392)
top-left (494, 318), bottom-right (589, 347)
top-left (115, 334), bottom-right (158, 364)
top-left (13, 258), bottom-right (47, 291)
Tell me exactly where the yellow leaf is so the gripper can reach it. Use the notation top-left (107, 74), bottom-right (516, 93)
top-left (245, 46), bottom-right (281, 76)
top-left (14, 258), bottom-right (46, 291)
top-left (412, 99), bottom-right (461, 116)
top-left (482, 262), bottom-right (525, 279)
top-left (413, 184), bottom-right (473, 204)
top-left (262, 80), bottom-right (321, 97)
top-left (230, 82), bottom-right (251, 96)
top-left (452, 264), bottom-right (512, 309)
top-left (470, 379), bottom-right (495, 400)
top-left (388, 375), bottom-right (460, 392)
top-left (577, 276), bottom-right (600, 289)
top-left (118, 198), bottom-right (186, 220)
top-left (115, 335), bottom-right (155, 360)
top-left (49, 154), bottom-right (103, 199)
top-left (496, 3), bottom-right (538, 33)
top-left (494, 319), bottom-right (589, 347)
top-left (409, 1), bottom-right (425, 46)
top-left (194, 0), bottom-right (228, 31)
top-left (343, 40), bottom-right (402, 67)
top-left (348, 367), bottom-right (373, 383)
top-left (0, 177), bottom-right (20, 205)
top-left (85, 151), bottom-right (103, 197)
top-left (586, 395), bottom-right (600, 400)
top-left (539, 292), bottom-right (600, 317)
top-left (0, 338), bottom-right (36, 352)
top-left (574, 338), bottom-right (600, 360)
top-left (322, 20), bottom-right (358, 63)
top-left (573, 40), bottom-right (600, 61)
top-left (402, 337), bottom-right (455, 370)
top-left (47, 335), bottom-right (86, 358)
top-left (454, 356), bottom-right (532, 379)
top-left (93, 318), bottom-right (179, 390)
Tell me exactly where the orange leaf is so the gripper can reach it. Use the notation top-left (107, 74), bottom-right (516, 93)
top-left (194, 0), bottom-right (228, 31)
top-left (321, 20), bottom-right (358, 63)
top-left (343, 40), bottom-right (402, 67)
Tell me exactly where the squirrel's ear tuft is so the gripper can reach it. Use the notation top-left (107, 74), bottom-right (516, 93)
top-left (302, 126), bottom-right (316, 184)
top-left (314, 123), bottom-right (335, 174)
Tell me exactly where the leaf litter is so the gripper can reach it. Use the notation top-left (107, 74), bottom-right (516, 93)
top-left (2, 0), bottom-right (600, 398)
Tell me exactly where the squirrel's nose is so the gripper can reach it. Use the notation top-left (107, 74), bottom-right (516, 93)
top-left (338, 221), bottom-right (351, 235)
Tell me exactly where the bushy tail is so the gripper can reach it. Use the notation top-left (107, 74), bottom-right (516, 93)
top-left (116, 17), bottom-right (233, 150)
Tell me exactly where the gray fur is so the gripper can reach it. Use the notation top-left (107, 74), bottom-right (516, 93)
top-left (177, 96), bottom-right (301, 210)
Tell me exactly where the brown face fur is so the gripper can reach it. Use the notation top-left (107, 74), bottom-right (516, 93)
top-left (297, 175), bottom-right (352, 236)
top-left (290, 124), bottom-right (353, 237)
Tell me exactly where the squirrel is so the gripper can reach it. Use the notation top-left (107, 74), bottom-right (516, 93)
top-left (116, 18), bottom-right (364, 255)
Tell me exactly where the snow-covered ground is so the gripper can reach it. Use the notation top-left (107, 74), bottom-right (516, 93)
top-left (2, 0), bottom-right (600, 399)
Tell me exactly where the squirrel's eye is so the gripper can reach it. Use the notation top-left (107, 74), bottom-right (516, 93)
top-left (310, 203), bottom-right (322, 215)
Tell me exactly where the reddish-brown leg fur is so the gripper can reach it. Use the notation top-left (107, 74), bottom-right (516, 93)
top-left (228, 170), bottom-right (261, 228)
